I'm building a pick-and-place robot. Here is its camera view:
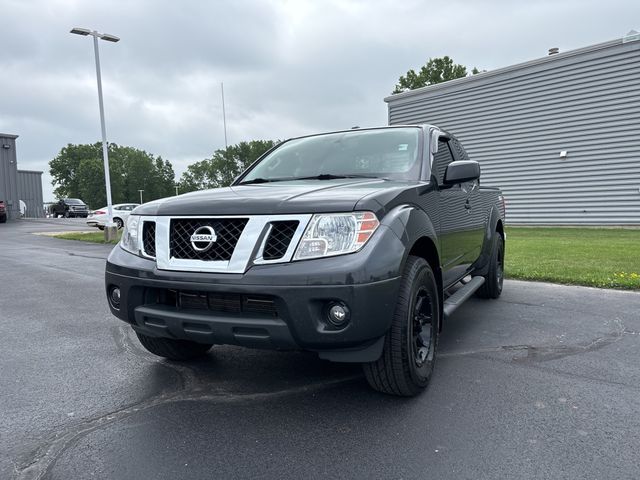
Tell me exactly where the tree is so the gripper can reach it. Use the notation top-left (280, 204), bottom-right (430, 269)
top-left (392, 56), bottom-right (479, 94)
top-left (179, 140), bottom-right (278, 193)
top-left (50, 143), bottom-right (176, 208)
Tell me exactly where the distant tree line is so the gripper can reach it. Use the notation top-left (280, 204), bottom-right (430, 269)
top-left (49, 140), bottom-right (277, 206)
top-left (178, 140), bottom-right (277, 193)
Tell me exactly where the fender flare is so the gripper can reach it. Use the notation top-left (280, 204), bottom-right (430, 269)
top-left (380, 204), bottom-right (444, 329)
top-left (473, 204), bottom-right (504, 276)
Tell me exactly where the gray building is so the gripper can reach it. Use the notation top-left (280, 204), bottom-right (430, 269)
top-left (385, 35), bottom-right (640, 225)
top-left (0, 133), bottom-right (44, 220)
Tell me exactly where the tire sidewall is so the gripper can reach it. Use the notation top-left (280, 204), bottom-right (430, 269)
top-left (488, 235), bottom-right (504, 296)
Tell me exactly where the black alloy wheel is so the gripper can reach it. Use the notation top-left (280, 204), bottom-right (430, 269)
top-left (412, 286), bottom-right (436, 371)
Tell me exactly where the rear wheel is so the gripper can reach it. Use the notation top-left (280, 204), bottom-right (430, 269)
top-left (363, 255), bottom-right (439, 396)
top-left (476, 234), bottom-right (504, 299)
top-left (98, 226), bottom-right (105, 231)
top-left (63, 211), bottom-right (69, 218)
top-left (136, 332), bottom-right (213, 361)
top-left (114, 217), bottom-right (123, 229)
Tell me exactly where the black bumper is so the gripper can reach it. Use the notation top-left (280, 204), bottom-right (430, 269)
top-left (105, 226), bottom-right (406, 362)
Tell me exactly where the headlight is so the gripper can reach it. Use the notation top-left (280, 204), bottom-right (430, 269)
top-left (120, 215), bottom-right (141, 255)
top-left (293, 212), bottom-right (380, 260)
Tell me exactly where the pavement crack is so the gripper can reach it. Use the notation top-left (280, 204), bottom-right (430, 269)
top-left (510, 317), bottom-right (625, 364)
top-left (440, 318), bottom-right (626, 364)
top-left (14, 376), bottom-right (360, 480)
top-left (67, 252), bottom-right (107, 260)
top-left (14, 326), bottom-right (360, 480)
top-left (498, 299), bottom-right (545, 307)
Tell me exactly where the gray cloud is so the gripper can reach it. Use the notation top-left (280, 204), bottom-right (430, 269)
top-left (1, 0), bottom-right (638, 200)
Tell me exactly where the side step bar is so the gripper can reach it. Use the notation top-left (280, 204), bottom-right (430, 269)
top-left (443, 276), bottom-right (485, 319)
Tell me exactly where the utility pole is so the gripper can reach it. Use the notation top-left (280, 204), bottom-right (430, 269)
top-left (70, 27), bottom-right (120, 241)
top-left (221, 82), bottom-right (228, 149)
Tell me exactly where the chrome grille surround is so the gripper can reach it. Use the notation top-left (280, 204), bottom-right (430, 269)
top-left (133, 214), bottom-right (312, 274)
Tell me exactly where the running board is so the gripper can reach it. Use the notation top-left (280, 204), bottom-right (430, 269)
top-left (443, 276), bottom-right (485, 319)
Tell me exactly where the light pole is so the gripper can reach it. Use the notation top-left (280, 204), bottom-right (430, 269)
top-left (138, 189), bottom-right (144, 204)
top-left (175, 184), bottom-right (179, 196)
top-left (70, 27), bottom-right (119, 240)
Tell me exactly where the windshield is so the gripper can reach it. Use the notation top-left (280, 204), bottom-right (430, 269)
top-left (65, 198), bottom-right (85, 205)
top-left (239, 128), bottom-right (421, 183)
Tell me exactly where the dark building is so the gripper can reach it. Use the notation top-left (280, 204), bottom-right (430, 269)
top-left (0, 133), bottom-right (44, 220)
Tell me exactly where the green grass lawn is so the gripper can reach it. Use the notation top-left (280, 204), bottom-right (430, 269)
top-left (53, 230), bottom-right (122, 244)
top-left (505, 227), bottom-right (640, 290)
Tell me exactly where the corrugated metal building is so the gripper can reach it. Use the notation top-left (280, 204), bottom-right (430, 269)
top-left (17, 170), bottom-right (45, 218)
top-left (385, 36), bottom-right (640, 225)
top-left (0, 133), bottom-right (44, 220)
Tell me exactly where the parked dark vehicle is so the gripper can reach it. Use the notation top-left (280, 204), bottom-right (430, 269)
top-left (50, 198), bottom-right (89, 218)
top-left (106, 125), bottom-right (506, 396)
top-left (0, 200), bottom-right (6, 223)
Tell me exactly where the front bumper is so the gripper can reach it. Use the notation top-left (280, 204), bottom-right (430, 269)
top-left (105, 224), bottom-right (406, 362)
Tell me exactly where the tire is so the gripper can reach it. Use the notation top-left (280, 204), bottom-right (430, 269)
top-left (0, 215), bottom-right (6, 223)
top-left (98, 226), bottom-right (105, 231)
top-left (114, 217), bottom-right (123, 229)
top-left (64, 211), bottom-right (70, 218)
top-left (363, 256), bottom-right (440, 396)
top-left (136, 332), bottom-right (213, 361)
top-left (476, 234), bottom-right (504, 299)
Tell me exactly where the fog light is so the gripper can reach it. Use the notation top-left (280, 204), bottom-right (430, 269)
top-left (109, 286), bottom-right (121, 310)
top-left (327, 302), bottom-right (350, 327)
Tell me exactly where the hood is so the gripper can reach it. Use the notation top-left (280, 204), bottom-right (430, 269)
top-left (134, 178), bottom-right (416, 216)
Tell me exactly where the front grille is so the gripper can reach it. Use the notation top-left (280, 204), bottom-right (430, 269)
top-left (263, 221), bottom-right (299, 260)
top-left (142, 221), bottom-right (156, 257)
top-left (170, 218), bottom-right (248, 261)
top-left (152, 289), bottom-right (278, 317)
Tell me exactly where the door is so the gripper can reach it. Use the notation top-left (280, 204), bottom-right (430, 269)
top-left (449, 138), bottom-right (485, 263)
top-left (435, 137), bottom-right (477, 286)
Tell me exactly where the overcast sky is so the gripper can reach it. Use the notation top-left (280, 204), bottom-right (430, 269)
top-left (1, 0), bottom-right (638, 201)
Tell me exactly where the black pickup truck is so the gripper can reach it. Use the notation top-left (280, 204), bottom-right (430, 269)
top-left (50, 198), bottom-right (89, 218)
top-left (106, 125), bottom-right (505, 396)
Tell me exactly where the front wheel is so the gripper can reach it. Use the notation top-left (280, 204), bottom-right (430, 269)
top-left (114, 217), bottom-right (123, 229)
top-left (363, 256), bottom-right (439, 396)
top-left (136, 332), bottom-right (213, 361)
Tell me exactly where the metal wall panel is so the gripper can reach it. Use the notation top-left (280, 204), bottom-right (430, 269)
top-left (17, 170), bottom-right (44, 218)
top-left (0, 134), bottom-right (19, 221)
top-left (385, 39), bottom-right (640, 225)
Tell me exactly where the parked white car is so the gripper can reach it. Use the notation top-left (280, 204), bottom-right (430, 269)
top-left (87, 203), bottom-right (140, 230)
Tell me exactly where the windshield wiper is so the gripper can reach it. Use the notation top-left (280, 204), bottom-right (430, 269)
top-left (236, 177), bottom-right (293, 185)
top-left (291, 174), bottom-right (380, 181)
top-left (237, 174), bottom-right (383, 185)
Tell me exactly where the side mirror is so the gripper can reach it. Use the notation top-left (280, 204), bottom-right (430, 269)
top-left (444, 160), bottom-right (480, 185)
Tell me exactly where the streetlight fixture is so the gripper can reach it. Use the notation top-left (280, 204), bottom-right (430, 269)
top-left (70, 27), bottom-right (120, 240)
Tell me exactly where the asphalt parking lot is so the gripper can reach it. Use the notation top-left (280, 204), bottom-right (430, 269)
top-left (1, 218), bottom-right (639, 480)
